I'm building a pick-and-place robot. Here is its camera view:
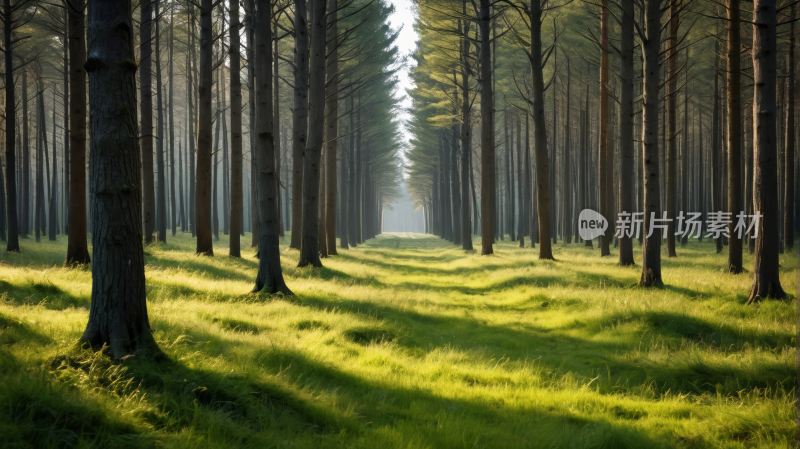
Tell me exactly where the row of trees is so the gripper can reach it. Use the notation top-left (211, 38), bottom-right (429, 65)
top-left (0, 0), bottom-right (404, 357)
top-left (407, 0), bottom-right (797, 302)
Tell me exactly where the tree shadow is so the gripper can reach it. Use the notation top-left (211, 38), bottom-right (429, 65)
top-left (0, 279), bottom-right (88, 310)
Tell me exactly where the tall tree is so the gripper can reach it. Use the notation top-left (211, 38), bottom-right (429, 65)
top-left (479, 0), bottom-right (495, 255)
top-left (298, 0), bottom-right (327, 267)
top-left (155, 0), bottom-right (166, 243)
top-left (169, 6), bottom-right (176, 237)
top-left (195, 0), bottom-right (214, 255)
top-left (725, 0), bottom-right (743, 271)
top-left (290, 0), bottom-right (308, 250)
top-left (325, 0), bottom-right (339, 255)
top-left (783, 5), bottom-right (795, 251)
top-left (598, 0), bottom-right (611, 256)
top-left (140, 0), bottom-right (155, 244)
top-left (748, 0), bottom-right (785, 302)
top-left (617, 0), bottom-right (635, 266)
top-left (639, 0), bottom-right (663, 285)
top-left (81, 0), bottom-right (154, 359)
top-left (229, 0), bottom-right (243, 257)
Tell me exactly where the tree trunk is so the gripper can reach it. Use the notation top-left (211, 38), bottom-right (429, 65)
top-left (298, 0), bottom-right (327, 267)
top-left (195, 0), bottom-right (213, 255)
top-left (290, 0), bottom-right (308, 250)
top-left (599, 0), bottom-right (610, 256)
top-left (618, 0), bottom-right (635, 265)
top-left (665, 0), bottom-right (679, 258)
top-left (155, 0), bottom-right (166, 243)
top-left (140, 0), bottom-right (155, 244)
top-left (188, 10), bottom-right (197, 237)
top-left (681, 51), bottom-right (689, 246)
top-left (82, 0), bottom-right (153, 359)
top-left (479, 0), bottom-right (495, 254)
top-left (527, 0), bottom-right (554, 259)
top-left (251, 0), bottom-right (291, 293)
top-left (349, 93), bottom-right (358, 246)
top-left (21, 69), bottom-right (29, 239)
top-left (723, 0), bottom-right (743, 270)
top-left (169, 8), bottom-right (176, 236)
top-left (229, 0), bottom-right (243, 256)
top-left (563, 65), bottom-right (571, 244)
top-left (748, 0), bottom-right (785, 302)
top-left (325, 0), bottom-right (339, 255)
top-left (783, 7), bottom-right (795, 251)
top-left (639, 0), bottom-right (663, 286)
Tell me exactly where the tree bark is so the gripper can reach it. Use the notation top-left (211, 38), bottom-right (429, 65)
top-left (599, 0), bottom-right (610, 256)
top-left (724, 0), bottom-right (743, 270)
top-left (527, 0), bottom-right (554, 259)
top-left (325, 0), bottom-right (339, 255)
top-left (748, 0), bottom-right (785, 302)
top-left (82, 0), bottom-right (153, 359)
top-left (229, 0), bottom-right (243, 256)
top-left (251, 0), bottom-right (291, 294)
top-left (155, 0), bottom-right (166, 243)
top-left (479, 0), bottom-right (495, 254)
top-left (140, 0), bottom-right (155, 244)
top-left (639, 0), bottom-right (663, 286)
top-left (290, 0), bottom-right (308, 250)
top-left (298, 0), bottom-right (327, 267)
top-left (169, 7), bottom-right (176, 237)
top-left (783, 6), bottom-right (795, 251)
top-left (618, 0), bottom-right (635, 265)
top-left (195, 0), bottom-right (213, 255)
top-left (665, 0), bottom-right (679, 258)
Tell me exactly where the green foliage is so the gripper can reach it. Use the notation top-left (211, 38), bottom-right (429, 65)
top-left (0, 233), bottom-right (795, 448)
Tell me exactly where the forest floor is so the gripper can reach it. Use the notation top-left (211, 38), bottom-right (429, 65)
top-left (0, 231), bottom-right (796, 448)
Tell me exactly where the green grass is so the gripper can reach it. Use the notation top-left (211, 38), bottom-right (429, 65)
top-left (0, 231), bottom-right (795, 448)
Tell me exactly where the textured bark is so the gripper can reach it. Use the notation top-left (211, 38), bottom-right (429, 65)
top-left (62, 8), bottom-right (69, 236)
top-left (527, 0), bottom-right (554, 259)
top-left (155, 0), bottom-right (166, 243)
top-left (639, 0), bottom-right (662, 286)
top-left (251, 0), bottom-right (291, 294)
top-left (229, 0), bottom-right (242, 257)
top-left (325, 0), bottom-right (338, 255)
top-left (479, 0), bottom-right (495, 255)
top-left (82, 0), bottom-right (153, 359)
top-left (290, 0), bottom-right (308, 250)
top-left (460, 1), bottom-right (472, 249)
top-left (195, 0), bottom-right (213, 255)
top-left (273, 21), bottom-right (282, 238)
top-left (140, 0), bottom-right (155, 244)
top-left (748, 0), bottom-right (785, 303)
top-left (243, 0), bottom-right (257, 247)
top-left (618, 0), bottom-right (635, 266)
top-left (188, 9), bottom-right (197, 238)
top-left (298, 0), bottom-right (326, 267)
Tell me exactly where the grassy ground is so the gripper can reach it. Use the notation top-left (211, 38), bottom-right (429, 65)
top-left (0, 231), bottom-right (795, 448)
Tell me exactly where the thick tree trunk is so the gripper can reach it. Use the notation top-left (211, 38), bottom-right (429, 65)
top-left (325, 0), bottom-right (339, 255)
top-left (298, 0), bottom-right (327, 267)
top-left (82, 0), bottom-right (153, 359)
top-left (528, 0), bottom-right (554, 259)
top-left (140, 0), bottom-right (155, 244)
top-left (639, 0), bottom-right (662, 286)
top-left (195, 0), bottom-right (213, 255)
top-left (479, 0), bottom-right (495, 254)
top-left (252, 0), bottom-right (291, 294)
top-left (618, 0), bottom-right (635, 265)
top-left (229, 0), bottom-right (243, 256)
top-left (748, 0), bottom-right (785, 303)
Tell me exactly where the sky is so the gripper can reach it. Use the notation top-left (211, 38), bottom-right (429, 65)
top-left (387, 0), bottom-right (419, 166)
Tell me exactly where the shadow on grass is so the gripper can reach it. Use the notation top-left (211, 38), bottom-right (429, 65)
top-left (291, 291), bottom-right (794, 398)
top-left (0, 279), bottom-right (89, 310)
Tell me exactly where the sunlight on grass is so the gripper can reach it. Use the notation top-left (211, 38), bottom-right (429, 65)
top-left (0, 231), bottom-right (795, 448)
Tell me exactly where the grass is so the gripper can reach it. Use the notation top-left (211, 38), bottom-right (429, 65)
top-left (0, 230), bottom-right (795, 448)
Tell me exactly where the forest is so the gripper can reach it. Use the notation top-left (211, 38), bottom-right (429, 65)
top-left (0, 0), bottom-right (797, 447)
